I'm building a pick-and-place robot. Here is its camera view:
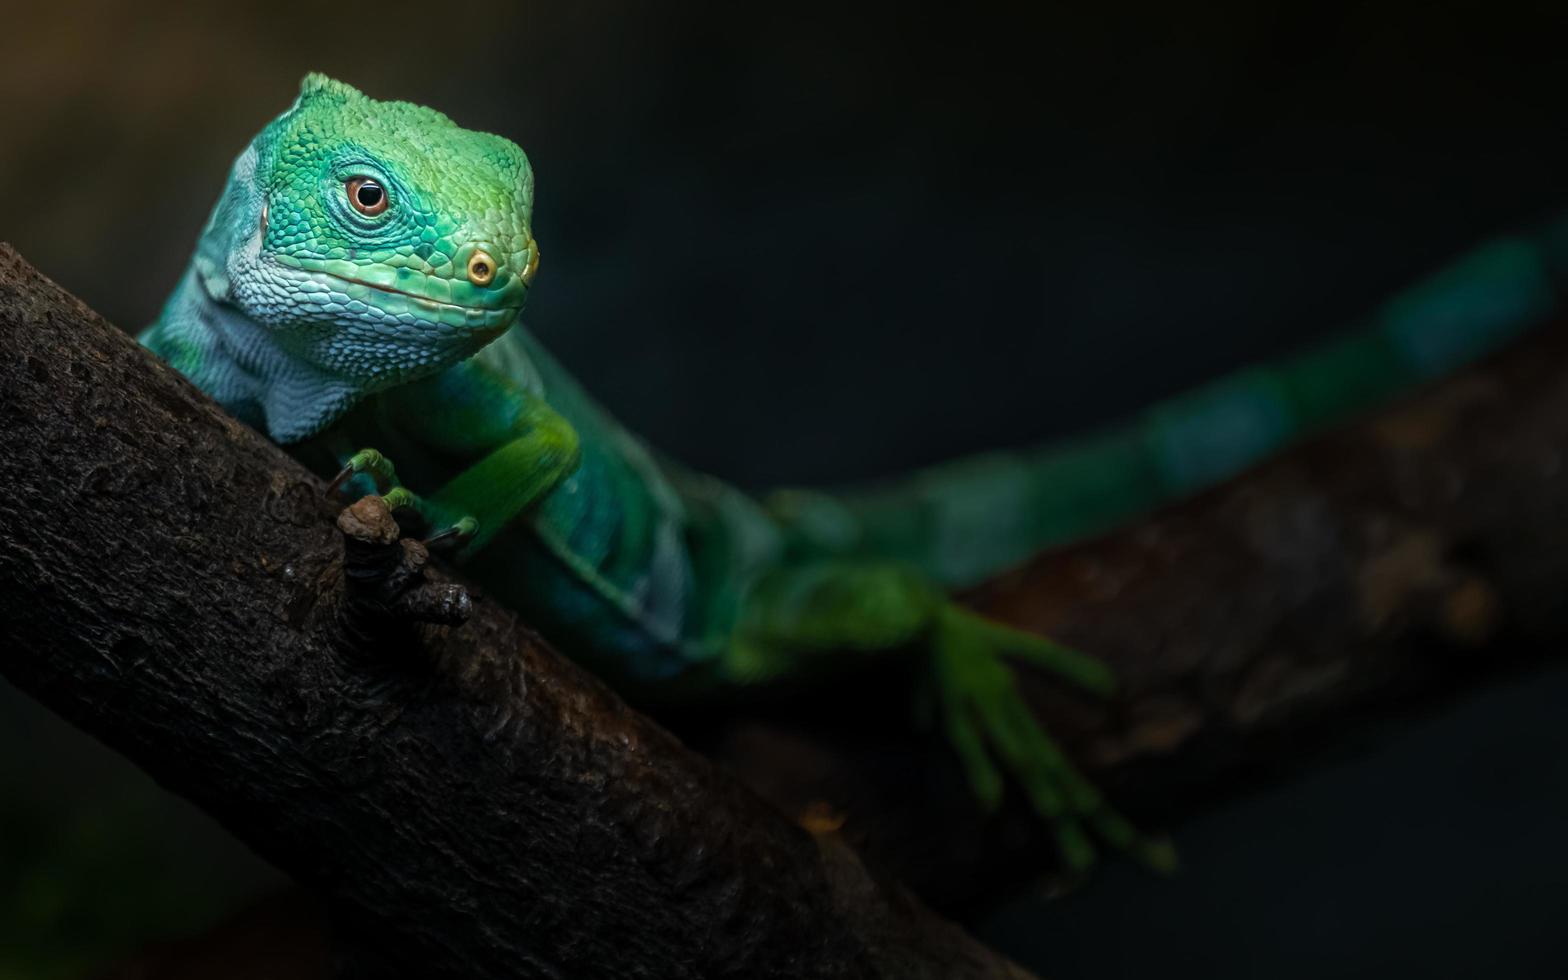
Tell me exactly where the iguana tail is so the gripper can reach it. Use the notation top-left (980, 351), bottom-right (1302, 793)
top-left (774, 222), bottom-right (1566, 588)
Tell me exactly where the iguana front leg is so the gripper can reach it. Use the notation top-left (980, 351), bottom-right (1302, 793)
top-left (428, 400), bottom-right (581, 553)
top-left (329, 366), bottom-right (583, 555)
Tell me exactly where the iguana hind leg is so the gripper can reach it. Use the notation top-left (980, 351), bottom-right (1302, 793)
top-left (725, 558), bottom-right (1174, 873)
top-left (319, 374), bottom-right (581, 554)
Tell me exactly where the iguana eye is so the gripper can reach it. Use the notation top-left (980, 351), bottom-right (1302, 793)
top-left (345, 177), bottom-right (388, 216)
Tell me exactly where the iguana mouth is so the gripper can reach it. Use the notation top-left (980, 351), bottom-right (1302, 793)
top-left (318, 269), bottom-right (521, 314)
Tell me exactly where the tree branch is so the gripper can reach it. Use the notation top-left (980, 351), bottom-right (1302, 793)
top-left (0, 245), bottom-right (1031, 978)
top-left (12, 234), bottom-right (1568, 977)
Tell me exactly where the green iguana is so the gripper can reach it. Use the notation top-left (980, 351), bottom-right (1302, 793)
top-left (140, 73), bottom-right (1560, 872)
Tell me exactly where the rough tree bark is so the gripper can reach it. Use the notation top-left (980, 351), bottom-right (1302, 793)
top-left (0, 245), bottom-right (1033, 979)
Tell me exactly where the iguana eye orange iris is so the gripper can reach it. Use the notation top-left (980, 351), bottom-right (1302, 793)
top-left (345, 177), bottom-right (388, 216)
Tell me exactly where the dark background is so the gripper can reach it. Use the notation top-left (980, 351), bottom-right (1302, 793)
top-left (3, 1), bottom-right (1567, 976)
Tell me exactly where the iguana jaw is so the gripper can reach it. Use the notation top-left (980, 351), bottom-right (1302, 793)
top-left (265, 245), bottom-right (532, 327)
top-left (316, 268), bottom-right (524, 317)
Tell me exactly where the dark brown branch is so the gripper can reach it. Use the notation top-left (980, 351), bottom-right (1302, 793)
top-left (0, 245), bottom-right (1031, 979)
top-left (713, 305), bottom-right (1568, 902)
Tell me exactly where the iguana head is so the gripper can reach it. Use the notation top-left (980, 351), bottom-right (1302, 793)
top-left (193, 73), bottom-right (536, 407)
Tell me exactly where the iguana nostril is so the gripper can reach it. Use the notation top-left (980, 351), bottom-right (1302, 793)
top-left (467, 250), bottom-right (497, 287)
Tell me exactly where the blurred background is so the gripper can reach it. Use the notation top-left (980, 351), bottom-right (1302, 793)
top-left (3, 1), bottom-right (1568, 976)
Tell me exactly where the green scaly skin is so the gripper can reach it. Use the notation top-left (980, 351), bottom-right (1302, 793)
top-left (142, 74), bottom-right (1564, 874)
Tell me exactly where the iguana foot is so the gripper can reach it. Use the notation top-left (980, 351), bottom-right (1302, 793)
top-left (326, 448), bottom-right (477, 547)
top-left (931, 604), bottom-right (1178, 875)
top-left (381, 487), bottom-right (478, 550)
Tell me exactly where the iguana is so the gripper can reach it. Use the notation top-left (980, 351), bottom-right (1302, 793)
top-left (140, 73), bottom-right (1560, 872)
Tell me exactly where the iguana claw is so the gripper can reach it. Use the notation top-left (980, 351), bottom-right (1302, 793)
top-left (325, 464), bottom-right (355, 498)
top-left (326, 448), bottom-right (398, 498)
top-left (424, 516), bottom-right (479, 550)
